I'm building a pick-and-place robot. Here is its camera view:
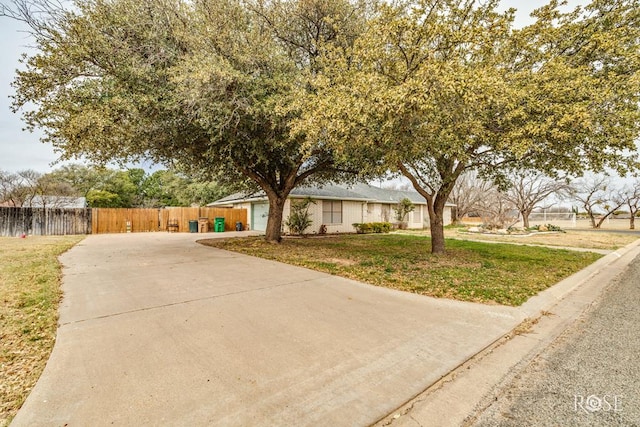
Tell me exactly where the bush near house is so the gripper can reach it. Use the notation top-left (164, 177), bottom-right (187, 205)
top-left (352, 222), bottom-right (392, 234)
top-left (285, 198), bottom-right (315, 235)
top-left (394, 198), bottom-right (415, 229)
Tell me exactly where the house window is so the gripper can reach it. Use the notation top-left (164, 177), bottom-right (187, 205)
top-left (323, 200), bottom-right (342, 224)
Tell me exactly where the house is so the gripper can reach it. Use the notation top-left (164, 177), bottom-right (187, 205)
top-left (208, 183), bottom-right (455, 233)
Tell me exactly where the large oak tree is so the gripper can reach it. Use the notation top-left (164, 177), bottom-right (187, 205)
top-left (300, 0), bottom-right (640, 253)
top-left (3, 0), bottom-right (368, 242)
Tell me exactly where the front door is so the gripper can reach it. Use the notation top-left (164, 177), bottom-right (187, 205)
top-left (251, 202), bottom-right (269, 232)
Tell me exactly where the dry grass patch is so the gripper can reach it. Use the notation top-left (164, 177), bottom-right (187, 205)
top-left (0, 235), bottom-right (83, 426)
top-left (440, 229), bottom-right (639, 250)
top-left (200, 234), bottom-right (602, 307)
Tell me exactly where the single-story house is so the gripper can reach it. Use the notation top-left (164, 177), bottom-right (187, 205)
top-left (208, 183), bottom-right (455, 233)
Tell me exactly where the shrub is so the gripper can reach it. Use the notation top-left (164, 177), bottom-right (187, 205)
top-left (285, 198), bottom-right (315, 235)
top-left (353, 222), bottom-right (392, 234)
top-left (394, 198), bottom-right (415, 224)
top-left (527, 223), bottom-right (565, 233)
top-left (372, 222), bottom-right (392, 233)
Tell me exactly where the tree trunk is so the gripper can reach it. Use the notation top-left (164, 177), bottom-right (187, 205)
top-left (588, 211), bottom-right (597, 228)
top-left (429, 196), bottom-right (447, 254)
top-left (264, 195), bottom-right (287, 243)
top-left (521, 209), bottom-right (531, 229)
top-left (396, 161), bottom-right (461, 254)
top-left (630, 214), bottom-right (635, 230)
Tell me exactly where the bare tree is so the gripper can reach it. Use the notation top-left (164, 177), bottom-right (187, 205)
top-left (33, 174), bottom-right (76, 207)
top-left (621, 181), bottom-right (640, 230)
top-left (0, 169), bottom-right (77, 207)
top-left (571, 175), bottom-right (625, 228)
top-left (448, 171), bottom-right (493, 224)
top-left (502, 170), bottom-right (570, 228)
top-left (0, 169), bottom-right (39, 207)
top-left (0, 170), bottom-right (18, 206)
top-left (474, 187), bottom-right (519, 230)
top-left (15, 169), bottom-right (43, 207)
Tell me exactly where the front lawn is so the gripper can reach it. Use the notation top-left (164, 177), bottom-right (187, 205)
top-left (200, 234), bottom-right (602, 306)
top-left (0, 235), bottom-right (84, 426)
top-left (440, 228), bottom-right (639, 250)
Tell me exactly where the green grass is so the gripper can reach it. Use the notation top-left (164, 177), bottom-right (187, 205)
top-left (0, 235), bottom-right (84, 427)
top-left (201, 234), bottom-right (603, 306)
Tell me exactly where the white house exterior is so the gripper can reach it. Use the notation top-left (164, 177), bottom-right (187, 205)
top-left (209, 183), bottom-right (455, 234)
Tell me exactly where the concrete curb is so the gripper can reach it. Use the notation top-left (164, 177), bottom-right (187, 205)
top-left (519, 238), bottom-right (640, 318)
top-left (375, 237), bottom-right (640, 427)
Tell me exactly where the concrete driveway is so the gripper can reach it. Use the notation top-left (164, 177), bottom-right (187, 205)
top-left (12, 232), bottom-right (526, 426)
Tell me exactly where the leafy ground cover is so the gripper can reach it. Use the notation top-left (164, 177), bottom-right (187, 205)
top-left (0, 235), bottom-right (83, 426)
top-left (200, 234), bottom-right (603, 307)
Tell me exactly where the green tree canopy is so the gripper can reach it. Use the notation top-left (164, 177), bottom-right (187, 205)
top-left (4, 0), bottom-right (369, 242)
top-left (299, 0), bottom-right (640, 253)
top-left (42, 164), bottom-right (227, 207)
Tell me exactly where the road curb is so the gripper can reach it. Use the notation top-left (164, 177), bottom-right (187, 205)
top-left (519, 238), bottom-right (640, 318)
top-left (375, 237), bottom-right (640, 427)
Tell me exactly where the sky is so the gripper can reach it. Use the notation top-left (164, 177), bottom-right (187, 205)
top-left (0, 0), bottom-right (590, 174)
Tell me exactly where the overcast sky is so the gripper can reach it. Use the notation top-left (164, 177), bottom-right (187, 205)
top-left (0, 0), bottom-right (589, 174)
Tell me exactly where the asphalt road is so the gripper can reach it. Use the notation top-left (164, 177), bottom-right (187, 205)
top-left (472, 254), bottom-right (640, 426)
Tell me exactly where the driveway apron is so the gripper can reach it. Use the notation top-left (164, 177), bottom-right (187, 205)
top-left (12, 232), bottom-right (524, 426)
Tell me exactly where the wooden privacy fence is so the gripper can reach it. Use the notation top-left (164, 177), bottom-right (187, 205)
top-left (0, 207), bottom-right (92, 237)
top-left (91, 207), bottom-right (247, 234)
top-left (160, 207), bottom-right (247, 234)
top-left (0, 206), bottom-right (247, 236)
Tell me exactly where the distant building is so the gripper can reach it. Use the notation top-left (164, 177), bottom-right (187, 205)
top-left (29, 196), bottom-right (87, 209)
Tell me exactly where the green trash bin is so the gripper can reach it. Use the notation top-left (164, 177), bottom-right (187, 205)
top-left (214, 217), bottom-right (225, 232)
top-left (188, 220), bottom-right (198, 233)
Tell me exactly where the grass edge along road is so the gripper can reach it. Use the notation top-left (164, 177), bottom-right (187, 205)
top-left (0, 235), bottom-right (84, 427)
top-left (441, 227), bottom-right (639, 250)
top-left (201, 233), bottom-right (603, 307)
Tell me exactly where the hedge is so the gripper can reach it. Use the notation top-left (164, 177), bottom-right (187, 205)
top-left (352, 222), bottom-right (392, 234)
